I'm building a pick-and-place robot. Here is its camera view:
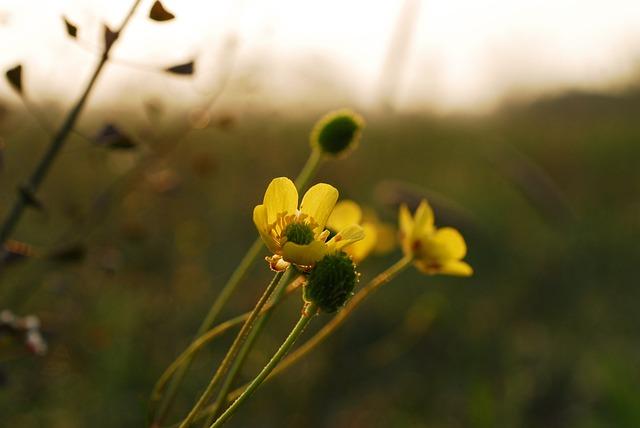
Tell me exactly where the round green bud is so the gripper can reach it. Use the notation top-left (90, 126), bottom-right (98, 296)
top-left (284, 222), bottom-right (315, 245)
top-left (303, 251), bottom-right (358, 313)
top-left (310, 109), bottom-right (364, 158)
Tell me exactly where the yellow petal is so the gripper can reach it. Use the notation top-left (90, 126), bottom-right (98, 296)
top-left (413, 259), bottom-right (471, 276)
top-left (252, 204), bottom-right (268, 231)
top-left (326, 200), bottom-right (362, 232)
top-left (282, 240), bottom-right (327, 267)
top-left (439, 260), bottom-right (473, 276)
top-left (399, 204), bottom-right (413, 237)
top-left (263, 177), bottom-right (298, 224)
top-left (399, 204), bottom-right (414, 255)
top-left (430, 227), bottom-right (467, 260)
top-left (413, 199), bottom-right (435, 236)
top-left (345, 222), bottom-right (377, 262)
top-left (326, 224), bottom-right (365, 252)
top-left (373, 222), bottom-right (397, 255)
top-left (253, 205), bottom-right (279, 254)
top-left (299, 183), bottom-right (338, 232)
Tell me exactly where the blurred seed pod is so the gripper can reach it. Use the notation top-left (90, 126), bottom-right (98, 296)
top-left (310, 109), bottom-right (364, 158)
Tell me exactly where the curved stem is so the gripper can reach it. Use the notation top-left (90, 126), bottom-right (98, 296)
top-left (152, 239), bottom-right (262, 424)
top-left (203, 270), bottom-right (297, 426)
top-left (0, 0), bottom-right (143, 263)
top-left (294, 148), bottom-right (322, 189)
top-left (226, 256), bottom-right (412, 403)
top-left (209, 303), bottom-right (318, 428)
top-left (152, 149), bottom-right (323, 425)
top-left (150, 276), bottom-right (305, 411)
top-left (178, 269), bottom-right (287, 428)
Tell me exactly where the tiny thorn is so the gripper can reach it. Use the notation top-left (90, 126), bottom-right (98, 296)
top-left (18, 185), bottom-right (43, 210)
top-left (103, 24), bottom-right (119, 50)
top-left (63, 16), bottom-right (78, 38)
top-left (165, 61), bottom-right (195, 75)
top-left (149, 0), bottom-right (175, 22)
top-left (5, 64), bottom-right (23, 95)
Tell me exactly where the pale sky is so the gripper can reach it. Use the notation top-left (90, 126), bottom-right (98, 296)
top-left (1, 0), bottom-right (640, 120)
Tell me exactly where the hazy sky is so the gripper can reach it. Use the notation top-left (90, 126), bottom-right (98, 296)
top-left (1, 0), bottom-right (640, 117)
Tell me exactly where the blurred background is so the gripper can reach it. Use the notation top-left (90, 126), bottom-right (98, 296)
top-left (1, 0), bottom-right (640, 427)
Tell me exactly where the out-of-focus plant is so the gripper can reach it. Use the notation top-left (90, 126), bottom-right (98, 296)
top-left (0, 2), bottom-right (473, 421)
top-left (149, 109), bottom-right (366, 426)
top-left (0, 0), bottom-right (145, 260)
top-left (148, 109), bottom-right (472, 428)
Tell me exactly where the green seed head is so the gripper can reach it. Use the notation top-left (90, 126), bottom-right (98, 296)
top-left (310, 109), bottom-right (364, 158)
top-left (303, 251), bottom-right (358, 313)
top-left (284, 222), bottom-right (315, 245)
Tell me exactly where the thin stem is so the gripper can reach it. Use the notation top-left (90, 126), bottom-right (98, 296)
top-left (0, 0), bottom-right (143, 262)
top-left (294, 148), bottom-right (322, 189)
top-left (153, 239), bottom-right (263, 424)
top-left (203, 270), bottom-right (296, 425)
top-left (178, 269), bottom-right (287, 428)
top-left (152, 149), bottom-right (323, 425)
top-left (209, 303), bottom-right (318, 428)
top-left (150, 276), bottom-right (304, 411)
top-left (226, 256), bottom-right (412, 403)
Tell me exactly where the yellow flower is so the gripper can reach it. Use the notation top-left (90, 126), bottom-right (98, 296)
top-left (326, 200), bottom-right (378, 263)
top-left (361, 207), bottom-right (397, 256)
top-left (253, 177), bottom-right (365, 271)
top-left (399, 199), bottom-right (473, 276)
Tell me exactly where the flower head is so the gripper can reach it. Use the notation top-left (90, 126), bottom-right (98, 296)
top-left (310, 109), bottom-right (364, 158)
top-left (253, 177), bottom-right (365, 271)
top-left (303, 250), bottom-right (359, 313)
top-left (326, 200), bottom-right (378, 263)
top-left (399, 199), bottom-right (473, 276)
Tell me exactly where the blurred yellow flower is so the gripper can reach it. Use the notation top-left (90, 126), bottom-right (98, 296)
top-left (399, 199), bottom-right (472, 276)
top-left (253, 177), bottom-right (365, 271)
top-left (326, 200), bottom-right (377, 263)
top-left (361, 207), bottom-right (397, 256)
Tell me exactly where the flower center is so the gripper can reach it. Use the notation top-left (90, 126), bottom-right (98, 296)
top-left (283, 222), bottom-right (315, 245)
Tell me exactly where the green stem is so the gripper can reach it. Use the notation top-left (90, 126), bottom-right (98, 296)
top-left (178, 270), bottom-right (286, 428)
top-left (149, 276), bottom-right (305, 413)
top-left (152, 239), bottom-right (263, 424)
top-left (0, 0), bottom-right (143, 262)
top-left (294, 148), bottom-right (322, 189)
top-left (209, 303), bottom-right (318, 428)
top-left (223, 256), bottom-right (412, 404)
top-left (152, 149), bottom-right (323, 425)
top-left (203, 270), bottom-right (296, 426)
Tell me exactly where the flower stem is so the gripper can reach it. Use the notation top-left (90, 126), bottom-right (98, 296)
top-left (149, 276), bottom-right (304, 412)
top-left (202, 269), bottom-right (298, 426)
top-left (152, 239), bottom-right (262, 424)
top-left (152, 150), bottom-right (323, 426)
top-left (177, 269), bottom-right (288, 428)
top-left (209, 302), bottom-right (318, 428)
top-left (0, 0), bottom-right (143, 265)
top-left (294, 148), bottom-right (322, 189)
top-left (225, 256), bottom-right (412, 403)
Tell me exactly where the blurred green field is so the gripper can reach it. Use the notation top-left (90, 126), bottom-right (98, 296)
top-left (1, 89), bottom-right (640, 427)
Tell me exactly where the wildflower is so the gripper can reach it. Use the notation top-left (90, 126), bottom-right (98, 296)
top-left (303, 251), bottom-right (359, 313)
top-left (326, 200), bottom-right (378, 263)
top-left (310, 109), bottom-right (364, 158)
top-left (253, 177), bottom-right (365, 271)
top-left (399, 199), bottom-right (473, 276)
top-left (361, 207), bottom-right (397, 256)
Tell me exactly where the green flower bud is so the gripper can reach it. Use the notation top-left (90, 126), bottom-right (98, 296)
top-left (303, 251), bottom-right (359, 313)
top-left (310, 109), bottom-right (364, 158)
